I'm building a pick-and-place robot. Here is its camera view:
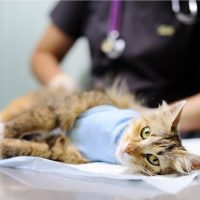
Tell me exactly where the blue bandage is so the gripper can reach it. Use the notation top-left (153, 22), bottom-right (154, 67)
top-left (68, 105), bottom-right (140, 163)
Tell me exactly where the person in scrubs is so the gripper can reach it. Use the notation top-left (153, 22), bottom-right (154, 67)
top-left (31, 1), bottom-right (200, 135)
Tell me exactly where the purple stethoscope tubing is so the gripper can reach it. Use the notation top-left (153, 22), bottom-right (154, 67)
top-left (108, 0), bottom-right (122, 33)
top-left (101, 0), bottom-right (125, 59)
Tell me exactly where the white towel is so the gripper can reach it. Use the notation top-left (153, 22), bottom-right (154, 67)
top-left (0, 138), bottom-right (199, 194)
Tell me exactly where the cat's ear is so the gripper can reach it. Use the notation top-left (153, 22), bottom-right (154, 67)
top-left (168, 100), bottom-right (186, 130)
top-left (174, 151), bottom-right (200, 174)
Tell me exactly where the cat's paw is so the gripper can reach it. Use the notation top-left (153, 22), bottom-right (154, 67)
top-left (0, 138), bottom-right (29, 159)
top-left (0, 138), bottom-right (19, 159)
top-left (0, 138), bottom-right (51, 159)
top-left (0, 123), bottom-right (5, 140)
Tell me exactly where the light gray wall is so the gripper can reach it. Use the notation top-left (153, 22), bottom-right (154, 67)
top-left (0, 1), bottom-right (91, 110)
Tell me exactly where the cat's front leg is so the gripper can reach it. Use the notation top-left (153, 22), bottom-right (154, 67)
top-left (58, 90), bottom-right (112, 130)
top-left (0, 138), bottom-right (51, 159)
top-left (0, 136), bottom-right (88, 164)
top-left (3, 105), bottom-right (58, 139)
top-left (47, 135), bottom-right (88, 164)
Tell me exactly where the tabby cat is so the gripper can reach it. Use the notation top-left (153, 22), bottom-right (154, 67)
top-left (0, 87), bottom-right (200, 175)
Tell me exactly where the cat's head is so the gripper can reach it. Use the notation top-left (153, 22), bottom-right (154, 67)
top-left (116, 101), bottom-right (200, 175)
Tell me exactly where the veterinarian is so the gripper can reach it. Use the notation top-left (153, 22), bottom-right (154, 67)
top-left (31, 1), bottom-right (200, 134)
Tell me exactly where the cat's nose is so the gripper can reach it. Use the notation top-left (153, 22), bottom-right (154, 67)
top-left (124, 144), bottom-right (141, 156)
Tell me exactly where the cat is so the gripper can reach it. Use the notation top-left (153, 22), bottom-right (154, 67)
top-left (0, 86), bottom-right (200, 176)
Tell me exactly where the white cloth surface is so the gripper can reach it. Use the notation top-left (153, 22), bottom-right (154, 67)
top-left (0, 138), bottom-right (199, 194)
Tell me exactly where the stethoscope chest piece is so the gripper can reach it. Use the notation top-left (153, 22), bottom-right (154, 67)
top-left (101, 30), bottom-right (126, 59)
top-left (101, 0), bottom-right (125, 59)
top-left (171, 0), bottom-right (198, 24)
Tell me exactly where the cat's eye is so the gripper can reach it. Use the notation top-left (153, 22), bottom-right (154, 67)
top-left (146, 154), bottom-right (160, 166)
top-left (140, 126), bottom-right (151, 139)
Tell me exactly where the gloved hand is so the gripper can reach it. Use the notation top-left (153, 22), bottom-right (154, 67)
top-left (47, 72), bottom-right (79, 94)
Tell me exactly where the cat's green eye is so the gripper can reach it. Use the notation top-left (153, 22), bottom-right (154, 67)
top-left (146, 154), bottom-right (160, 166)
top-left (140, 126), bottom-right (151, 139)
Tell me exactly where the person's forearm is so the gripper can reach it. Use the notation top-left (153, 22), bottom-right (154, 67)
top-left (31, 51), bottom-right (79, 93)
top-left (31, 50), bottom-right (61, 85)
top-left (31, 24), bottom-right (75, 86)
top-left (180, 93), bottom-right (200, 133)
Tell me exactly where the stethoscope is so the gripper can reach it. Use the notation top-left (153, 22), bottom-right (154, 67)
top-left (171, 0), bottom-right (198, 25)
top-left (101, 0), bottom-right (125, 59)
top-left (101, 0), bottom-right (199, 60)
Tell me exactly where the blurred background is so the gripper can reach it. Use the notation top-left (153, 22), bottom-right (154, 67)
top-left (0, 0), bottom-right (91, 110)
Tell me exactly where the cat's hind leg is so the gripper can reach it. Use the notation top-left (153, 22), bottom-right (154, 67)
top-left (3, 104), bottom-right (58, 139)
top-left (0, 92), bottom-right (39, 122)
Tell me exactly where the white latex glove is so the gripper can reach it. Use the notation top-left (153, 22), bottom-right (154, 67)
top-left (47, 72), bottom-right (79, 94)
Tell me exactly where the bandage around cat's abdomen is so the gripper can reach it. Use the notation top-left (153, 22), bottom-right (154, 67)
top-left (68, 105), bottom-right (140, 164)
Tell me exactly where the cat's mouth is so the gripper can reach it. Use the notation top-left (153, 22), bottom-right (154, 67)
top-left (115, 143), bottom-right (136, 166)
